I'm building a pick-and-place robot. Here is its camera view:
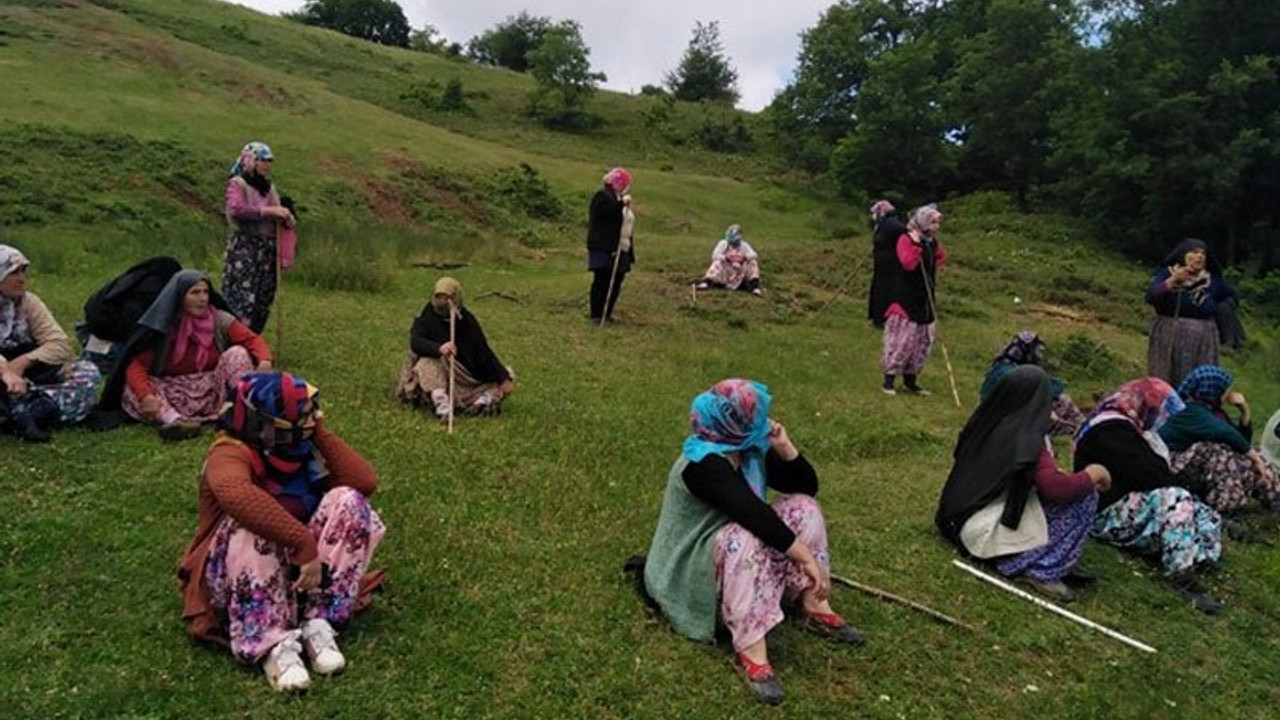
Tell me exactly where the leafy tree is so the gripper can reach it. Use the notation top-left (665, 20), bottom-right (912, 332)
top-left (525, 20), bottom-right (607, 130)
top-left (297, 0), bottom-right (410, 47)
top-left (408, 24), bottom-right (461, 56)
top-left (664, 21), bottom-right (739, 105)
top-left (466, 12), bottom-right (552, 72)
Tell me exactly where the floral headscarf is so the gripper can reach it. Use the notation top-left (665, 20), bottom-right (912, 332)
top-left (724, 224), bottom-right (743, 246)
top-left (1177, 364), bottom-right (1232, 409)
top-left (870, 200), bottom-right (896, 221)
top-left (683, 379), bottom-right (773, 499)
top-left (603, 167), bottom-right (632, 193)
top-left (228, 141), bottom-right (274, 178)
top-left (908, 204), bottom-right (943, 238)
top-left (0, 244), bottom-right (31, 349)
top-left (992, 330), bottom-right (1046, 367)
top-left (1075, 377), bottom-right (1185, 448)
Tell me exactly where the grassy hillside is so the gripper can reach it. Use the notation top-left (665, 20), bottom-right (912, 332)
top-left (3, 1), bottom-right (1280, 719)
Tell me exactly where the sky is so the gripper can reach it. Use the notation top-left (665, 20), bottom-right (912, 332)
top-left (228, 0), bottom-right (836, 111)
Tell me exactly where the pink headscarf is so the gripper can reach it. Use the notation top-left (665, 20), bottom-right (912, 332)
top-left (603, 167), bottom-right (632, 192)
top-left (171, 309), bottom-right (216, 370)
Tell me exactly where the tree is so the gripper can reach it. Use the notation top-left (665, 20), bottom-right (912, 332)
top-left (297, 0), bottom-right (411, 48)
top-left (409, 24), bottom-right (461, 57)
top-left (664, 21), bottom-right (739, 105)
top-left (466, 12), bottom-right (552, 72)
top-left (525, 20), bottom-right (607, 129)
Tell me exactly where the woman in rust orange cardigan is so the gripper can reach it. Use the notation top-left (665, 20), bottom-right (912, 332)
top-left (178, 372), bottom-right (386, 693)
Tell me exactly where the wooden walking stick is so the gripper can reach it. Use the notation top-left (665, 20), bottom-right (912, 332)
top-left (813, 255), bottom-right (866, 319)
top-left (274, 231), bottom-right (284, 360)
top-left (599, 246), bottom-right (624, 328)
top-left (831, 573), bottom-right (976, 631)
top-left (447, 300), bottom-right (457, 434)
top-left (919, 251), bottom-right (962, 408)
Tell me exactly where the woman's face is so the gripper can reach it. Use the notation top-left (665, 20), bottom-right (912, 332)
top-left (0, 266), bottom-right (26, 300)
top-left (253, 157), bottom-right (273, 177)
top-left (182, 281), bottom-right (210, 316)
top-left (928, 216), bottom-right (943, 235)
top-left (1184, 248), bottom-right (1206, 271)
top-left (432, 291), bottom-right (454, 312)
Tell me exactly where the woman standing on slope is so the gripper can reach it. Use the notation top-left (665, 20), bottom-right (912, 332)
top-left (879, 204), bottom-right (945, 395)
top-left (1145, 238), bottom-right (1236, 386)
top-left (222, 141), bottom-right (296, 333)
top-left (585, 167), bottom-right (634, 324)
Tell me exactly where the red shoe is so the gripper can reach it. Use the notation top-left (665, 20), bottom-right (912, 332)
top-left (796, 609), bottom-right (865, 646)
top-left (736, 653), bottom-right (784, 705)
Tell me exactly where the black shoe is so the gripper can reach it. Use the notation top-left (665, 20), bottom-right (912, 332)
top-left (1063, 566), bottom-right (1097, 587)
top-left (1170, 571), bottom-right (1222, 615)
top-left (1020, 577), bottom-right (1077, 603)
top-left (10, 408), bottom-right (51, 443)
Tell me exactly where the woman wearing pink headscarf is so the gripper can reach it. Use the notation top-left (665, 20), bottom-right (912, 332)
top-left (586, 167), bottom-right (634, 323)
top-left (222, 141), bottom-right (296, 334)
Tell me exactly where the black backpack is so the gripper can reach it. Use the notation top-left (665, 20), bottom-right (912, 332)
top-left (83, 256), bottom-right (182, 343)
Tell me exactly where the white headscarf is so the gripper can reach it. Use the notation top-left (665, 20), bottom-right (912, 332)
top-left (0, 244), bottom-right (32, 348)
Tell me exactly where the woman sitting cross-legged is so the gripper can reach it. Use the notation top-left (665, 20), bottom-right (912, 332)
top-left (695, 224), bottom-right (762, 296)
top-left (643, 379), bottom-right (862, 706)
top-left (98, 270), bottom-right (271, 440)
top-left (1158, 364), bottom-right (1279, 515)
top-left (1073, 378), bottom-right (1224, 614)
top-left (178, 372), bottom-right (387, 693)
top-left (937, 366), bottom-right (1110, 603)
top-left (396, 277), bottom-right (514, 419)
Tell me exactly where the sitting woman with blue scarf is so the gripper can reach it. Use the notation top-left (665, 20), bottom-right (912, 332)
top-left (695, 224), bottom-right (763, 296)
top-left (979, 330), bottom-right (1085, 437)
top-left (178, 372), bottom-right (387, 693)
top-left (643, 379), bottom-right (861, 706)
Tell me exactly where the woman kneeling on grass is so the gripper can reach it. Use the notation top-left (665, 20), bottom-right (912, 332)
top-left (1157, 364), bottom-right (1279, 516)
top-left (0, 245), bottom-right (101, 442)
top-left (100, 270), bottom-right (272, 440)
top-left (178, 372), bottom-right (386, 692)
top-left (643, 379), bottom-right (862, 706)
top-left (937, 366), bottom-right (1110, 603)
top-left (1073, 378), bottom-right (1224, 614)
top-left (397, 277), bottom-right (514, 418)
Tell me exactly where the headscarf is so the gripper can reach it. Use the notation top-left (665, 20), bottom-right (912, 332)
top-left (228, 141), bottom-right (274, 179)
top-left (936, 366), bottom-right (1053, 545)
top-left (603, 167), bottom-right (632, 193)
top-left (218, 371), bottom-right (329, 521)
top-left (991, 330), bottom-right (1046, 367)
top-left (1161, 238), bottom-right (1212, 307)
top-left (0, 245), bottom-right (31, 349)
top-left (1177, 364), bottom-right (1232, 410)
top-left (682, 379), bottom-right (773, 500)
top-left (724, 224), bottom-right (743, 246)
top-left (908, 203), bottom-right (943, 239)
top-left (431, 276), bottom-right (462, 316)
top-left (1074, 377), bottom-right (1185, 450)
top-left (870, 200), bottom-right (895, 222)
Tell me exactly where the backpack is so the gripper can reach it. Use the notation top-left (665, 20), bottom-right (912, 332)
top-left (83, 256), bottom-right (182, 343)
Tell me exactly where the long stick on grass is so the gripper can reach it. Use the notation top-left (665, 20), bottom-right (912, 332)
top-left (447, 301), bottom-right (456, 435)
top-left (813, 255), bottom-right (866, 319)
top-left (952, 560), bottom-right (1157, 654)
top-left (831, 573), bottom-right (976, 631)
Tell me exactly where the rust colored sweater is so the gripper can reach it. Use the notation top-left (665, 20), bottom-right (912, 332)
top-left (126, 319), bottom-right (270, 399)
top-left (177, 421), bottom-right (382, 645)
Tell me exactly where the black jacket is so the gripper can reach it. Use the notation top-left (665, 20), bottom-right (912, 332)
top-left (586, 187), bottom-right (624, 253)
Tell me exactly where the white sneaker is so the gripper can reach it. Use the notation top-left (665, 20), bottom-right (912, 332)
top-left (302, 618), bottom-right (346, 676)
top-left (263, 631), bottom-right (311, 692)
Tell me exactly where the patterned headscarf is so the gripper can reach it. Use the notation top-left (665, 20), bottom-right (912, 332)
top-left (1177, 364), bottom-right (1233, 409)
top-left (218, 371), bottom-right (328, 520)
top-left (724, 224), bottom-right (743, 246)
top-left (1075, 377), bottom-right (1185, 448)
top-left (0, 244), bottom-right (31, 349)
top-left (992, 330), bottom-right (1046, 367)
top-left (603, 167), bottom-right (632, 193)
top-left (683, 379), bottom-right (773, 499)
top-left (908, 204), bottom-right (943, 238)
top-left (870, 200), bottom-right (896, 221)
top-left (228, 141), bottom-right (274, 178)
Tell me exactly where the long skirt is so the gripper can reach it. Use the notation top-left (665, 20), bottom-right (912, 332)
top-left (713, 494), bottom-right (830, 652)
top-left (1170, 441), bottom-right (1280, 513)
top-left (28, 360), bottom-right (101, 425)
top-left (121, 346), bottom-right (253, 424)
top-left (222, 233), bottom-right (278, 334)
top-left (1092, 488), bottom-right (1221, 575)
top-left (1049, 394), bottom-right (1086, 438)
top-left (1147, 315), bottom-right (1218, 387)
top-left (702, 257), bottom-right (760, 291)
top-left (203, 487), bottom-right (386, 663)
top-left (395, 353), bottom-right (510, 412)
top-left (880, 313), bottom-right (936, 376)
top-left (996, 491), bottom-right (1098, 581)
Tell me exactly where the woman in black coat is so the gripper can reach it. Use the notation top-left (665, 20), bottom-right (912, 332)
top-left (586, 167), bottom-right (634, 323)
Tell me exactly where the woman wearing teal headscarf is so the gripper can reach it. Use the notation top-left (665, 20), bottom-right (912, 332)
top-left (643, 379), bottom-right (861, 705)
top-left (696, 224), bottom-right (762, 296)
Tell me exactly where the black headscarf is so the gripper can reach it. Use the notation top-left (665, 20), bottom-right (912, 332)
top-left (1161, 238), bottom-right (1208, 268)
top-left (935, 365), bottom-right (1053, 547)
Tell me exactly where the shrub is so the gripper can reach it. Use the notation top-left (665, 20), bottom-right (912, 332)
top-left (489, 163), bottom-right (563, 220)
top-left (1055, 332), bottom-right (1119, 380)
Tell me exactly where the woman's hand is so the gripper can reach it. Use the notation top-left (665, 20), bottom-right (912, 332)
top-left (786, 541), bottom-right (829, 602)
top-left (255, 359), bottom-right (273, 371)
top-left (768, 419), bottom-right (798, 461)
top-left (1, 367), bottom-right (26, 397)
top-left (438, 341), bottom-right (456, 359)
top-left (499, 378), bottom-right (515, 397)
top-left (139, 394), bottom-right (162, 421)
top-left (1248, 449), bottom-right (1270, 482)
top-left (1084, 463), bottom-right (1112, 492)
top-left (293, 557), bottom-right (323, 592)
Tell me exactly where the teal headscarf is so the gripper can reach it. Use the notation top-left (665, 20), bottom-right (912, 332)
top-left (682, 379), bottom-right (773, 499)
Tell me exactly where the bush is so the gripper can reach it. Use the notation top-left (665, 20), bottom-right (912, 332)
top-left (489, 163), bottom-right (563, 220)
top-left (1055, 332), bottom-right (1120, 380)
top-left (399, 78), bottom-right (476, 114)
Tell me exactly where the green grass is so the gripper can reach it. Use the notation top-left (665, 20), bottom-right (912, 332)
top-left (3, 1), bottom-right (1280, 718)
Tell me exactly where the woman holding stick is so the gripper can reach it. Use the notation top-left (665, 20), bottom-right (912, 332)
top-left (643, 379), bottom-right (862, 705)
top-left (936, 366), bottom-right (1110, 603)
top-left (222, 141), bottom-right (296, 334)
top-left (879, 204), bottom-right (946, 396)
top-left (586, 167), bottom-right (633, 324)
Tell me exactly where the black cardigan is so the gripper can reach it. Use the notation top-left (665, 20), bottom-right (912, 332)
top-left (682, 451), bottom-right (819, 552)
top-left (408, 305), bottom-right (510, 384)
top-left (586, 187), bottom-right (624, 253)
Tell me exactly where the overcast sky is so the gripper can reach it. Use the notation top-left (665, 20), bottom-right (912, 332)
top-left (227, 0), bottom-right (834, 111)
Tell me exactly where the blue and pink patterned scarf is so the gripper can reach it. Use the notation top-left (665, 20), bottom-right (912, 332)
top-left (683, 379), bottom-right (773, 499)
